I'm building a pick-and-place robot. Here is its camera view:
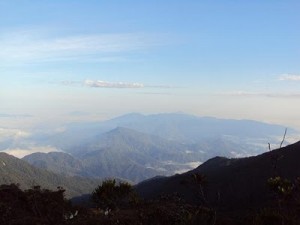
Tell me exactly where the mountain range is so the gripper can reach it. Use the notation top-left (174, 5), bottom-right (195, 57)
top-left (24, 127), bottom-right (203, 183)
top-left (1, 112), bottom-right (300, 215)
top-left (42, 113), bottom-right (294, 150)
top-left (2, 113), bottom-right (298, 183)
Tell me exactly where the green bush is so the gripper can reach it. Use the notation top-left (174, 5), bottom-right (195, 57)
top-left (92, 179), bottom-right (133, 210)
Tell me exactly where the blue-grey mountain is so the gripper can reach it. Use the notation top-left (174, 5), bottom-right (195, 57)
top-left (18, 113), bottom-right (298, 182)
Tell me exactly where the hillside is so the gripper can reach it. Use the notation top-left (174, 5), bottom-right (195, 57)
top-left (136, 141), bottom-right (300, 211)
top-left (22, 117), bottom-right (297, 183)
top-left (26, 126), bottom-right (264, 183)
top-left (23, 151), bottom-right (92, 177)
top-left (4, 142), bottom-right (300, 224)
top-left (24, 127), bottom-right (204, 183)
top-left (0, 152), bottom-right (99, 198)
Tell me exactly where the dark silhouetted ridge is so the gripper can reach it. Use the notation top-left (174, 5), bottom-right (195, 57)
top-left (136, 141), bottom-right (300, 211)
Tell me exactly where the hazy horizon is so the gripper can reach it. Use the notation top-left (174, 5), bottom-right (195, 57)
top-left (1, 111), bottom-right (299, 159)
top-left (1, 1), bottom-right (300, 130)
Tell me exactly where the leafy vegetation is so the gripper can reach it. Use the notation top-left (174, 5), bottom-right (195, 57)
top-left (1, 174), bottom-right (300, 225)
top-left (92, 179), bottom-right (133, 210)
top-left (0, 184), bottom-right (71, 225)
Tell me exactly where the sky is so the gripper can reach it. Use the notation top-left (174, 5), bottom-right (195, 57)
top-left (1, 0), bottom-right (300, 131)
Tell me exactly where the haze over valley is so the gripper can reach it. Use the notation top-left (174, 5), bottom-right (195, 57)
top-left (1, 1), bottom-right (300, 224)
top-left (1, 112), bottom-right (298, 183)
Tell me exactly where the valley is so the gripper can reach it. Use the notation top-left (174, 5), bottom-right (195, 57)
top-left (1, 113), bottom-right (295, 183)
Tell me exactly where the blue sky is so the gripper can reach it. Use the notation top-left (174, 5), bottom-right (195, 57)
top-left (1, 0), bottom-right (300, 130)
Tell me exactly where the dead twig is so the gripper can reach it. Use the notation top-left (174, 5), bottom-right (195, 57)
top-left (280, 128), bottom-right (287, 148)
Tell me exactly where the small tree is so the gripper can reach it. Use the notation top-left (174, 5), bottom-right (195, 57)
top-left (92, 179), bottom-right (133, 210)
top-left (0, 184), bottom-right (71, 225)
top-left (257, 176), bottom-right (300, 225)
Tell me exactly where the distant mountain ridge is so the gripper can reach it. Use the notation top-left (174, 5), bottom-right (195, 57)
top-left (23, 151), bottom-right (91, 177)
top-left (38, 113), bottom-right (295, 150)
top-left (102, 113), bottom-right (294, 141)
top-left (24, 127), bottom-right (204, 183)
top-left (21, 113), bottom-right (298, 183)
top-left (0, 152), bottom-right (99, 198)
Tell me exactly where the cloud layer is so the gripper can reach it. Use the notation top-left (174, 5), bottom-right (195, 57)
top-left (84, 80), bottom-right (144, 88)
top-left (2, 146), bottom-right (61, 158)
top-left (219, 91), bottom-right (300, 98)
top-left (279, 74), bottom-right (300, 81)
top-left (0, 127), bottom-right (61, 158)
top-left (0, 128), bottom-right (31, 141)
top-left (0, 29), bottom-right (164, 65)
top-left (0, 113), bottom-right (33, 118)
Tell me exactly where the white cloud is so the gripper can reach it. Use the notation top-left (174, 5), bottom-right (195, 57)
top-left (2, 146), bottom-right (61, 158)
top-left (279, 74), bottom-right (300, 81)
top-left (84, 79), bottom-right (144, 88)
top-left (174, 161), bottom-right (202, 174)
top-left (61, 79), bottom-right (176, 89)
top-left (0, 29), bottom-right (164, 65)
top-left (0, 113), bottom-right (33, 118)
top-left (0, 128), bottom-right (31, 141)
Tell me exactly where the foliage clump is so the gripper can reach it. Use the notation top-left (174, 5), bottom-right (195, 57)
top-left (2, 175), bottom-right (300, 225)
top-left (92, 179), bottom-right (133, 210)
top-left (0, 184), bottom-right (72, 225)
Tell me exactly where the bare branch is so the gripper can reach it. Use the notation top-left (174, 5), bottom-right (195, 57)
top-left (280, 128), bottom-right (287, 148)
